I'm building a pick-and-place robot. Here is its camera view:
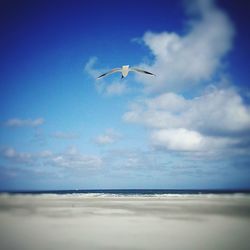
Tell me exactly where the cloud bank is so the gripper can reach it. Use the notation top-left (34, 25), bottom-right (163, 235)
top-left (86, 0), bottom-right (249, 158)
top-left (1, 147), bottom-right (33, 164)
top-left (123, 0), bottom-right (250, 154)
top-left (134, 0), bottom-right (234, 93)
top-left (124, 87), bottom-right (250, 135)
top-left (124, 86), bottom-right (250, 152)
top-left (0, 147), bottom-right (102, 170)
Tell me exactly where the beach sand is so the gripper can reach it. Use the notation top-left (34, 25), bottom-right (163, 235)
top-left (0, 194), bottom-right (250, 250)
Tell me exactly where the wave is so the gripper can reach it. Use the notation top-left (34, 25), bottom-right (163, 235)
top-left (1, 191), bottom-right (249, 199)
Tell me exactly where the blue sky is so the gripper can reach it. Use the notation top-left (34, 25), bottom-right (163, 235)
top-left (0, 0), bottom-right (250, 190)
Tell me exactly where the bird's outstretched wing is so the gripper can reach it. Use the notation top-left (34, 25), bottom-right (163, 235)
top-left (130, 67), bottom-right (155, 76)
top-left (97, 68), bottom-right (121, 79)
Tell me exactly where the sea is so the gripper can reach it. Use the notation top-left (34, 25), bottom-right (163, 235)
top-left (1, 189), bottom-right (250, 197)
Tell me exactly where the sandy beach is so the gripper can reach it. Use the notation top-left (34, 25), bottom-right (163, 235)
top-left (0, 194), bottom-right (250, 250)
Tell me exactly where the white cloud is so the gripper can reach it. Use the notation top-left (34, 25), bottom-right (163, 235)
top-left (134, 0), bottom-right (234, 93)
top-left (1, 147), bottom-right (33, 164)
top-left (146, 92), bottom-right (188, 112)
top-left (185, 87), bottom-right (250, 135)
top-left (44, 147), bottom-right (103, 169)
top-left (151, 128), bottom-right (203, 151)
top-left (49, 153), bottom-right (102, 169)
top-left (0, 146), bottom-right (102, 169)
top-left (84, 56), bottom-right (100, 78)
top-left (4, 118), bottom-right (45, 127)
top-left (94, 129), bottom-right (122, 145)
top-left (124, 86), bottom-right (250, 152)
top-left (124, 87), bottom-right (250, 135)
top-left (150, 128), bottom-right (240, 152)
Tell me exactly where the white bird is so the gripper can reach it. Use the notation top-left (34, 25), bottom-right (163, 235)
top-left (97, 65), bottom-right (155, 79)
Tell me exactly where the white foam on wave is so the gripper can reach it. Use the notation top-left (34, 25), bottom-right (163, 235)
top-left (1, 192), bottom-right (249, 200)
top-left (38, 193), bottom-right (250, 200)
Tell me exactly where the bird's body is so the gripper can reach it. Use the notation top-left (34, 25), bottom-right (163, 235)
top-left (121, 65), bottom-right (129, 78)
top-left (97, 65), bottom-right (155, 79)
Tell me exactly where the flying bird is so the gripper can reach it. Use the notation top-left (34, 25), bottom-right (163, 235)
top-left (97, 65), bottom-right (155, 79)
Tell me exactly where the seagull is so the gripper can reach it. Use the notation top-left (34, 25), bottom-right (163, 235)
top-left (97, 65), bottom-right (155, 79)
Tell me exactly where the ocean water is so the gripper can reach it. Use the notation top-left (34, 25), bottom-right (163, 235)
top-left (2, 189), bottom-right (250, 197)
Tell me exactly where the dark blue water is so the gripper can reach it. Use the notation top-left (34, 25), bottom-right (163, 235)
top-left (2, 189), bottom-right (250, 196)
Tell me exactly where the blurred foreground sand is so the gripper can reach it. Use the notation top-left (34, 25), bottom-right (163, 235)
top-left (0, 194), bottom-right (250, 250)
